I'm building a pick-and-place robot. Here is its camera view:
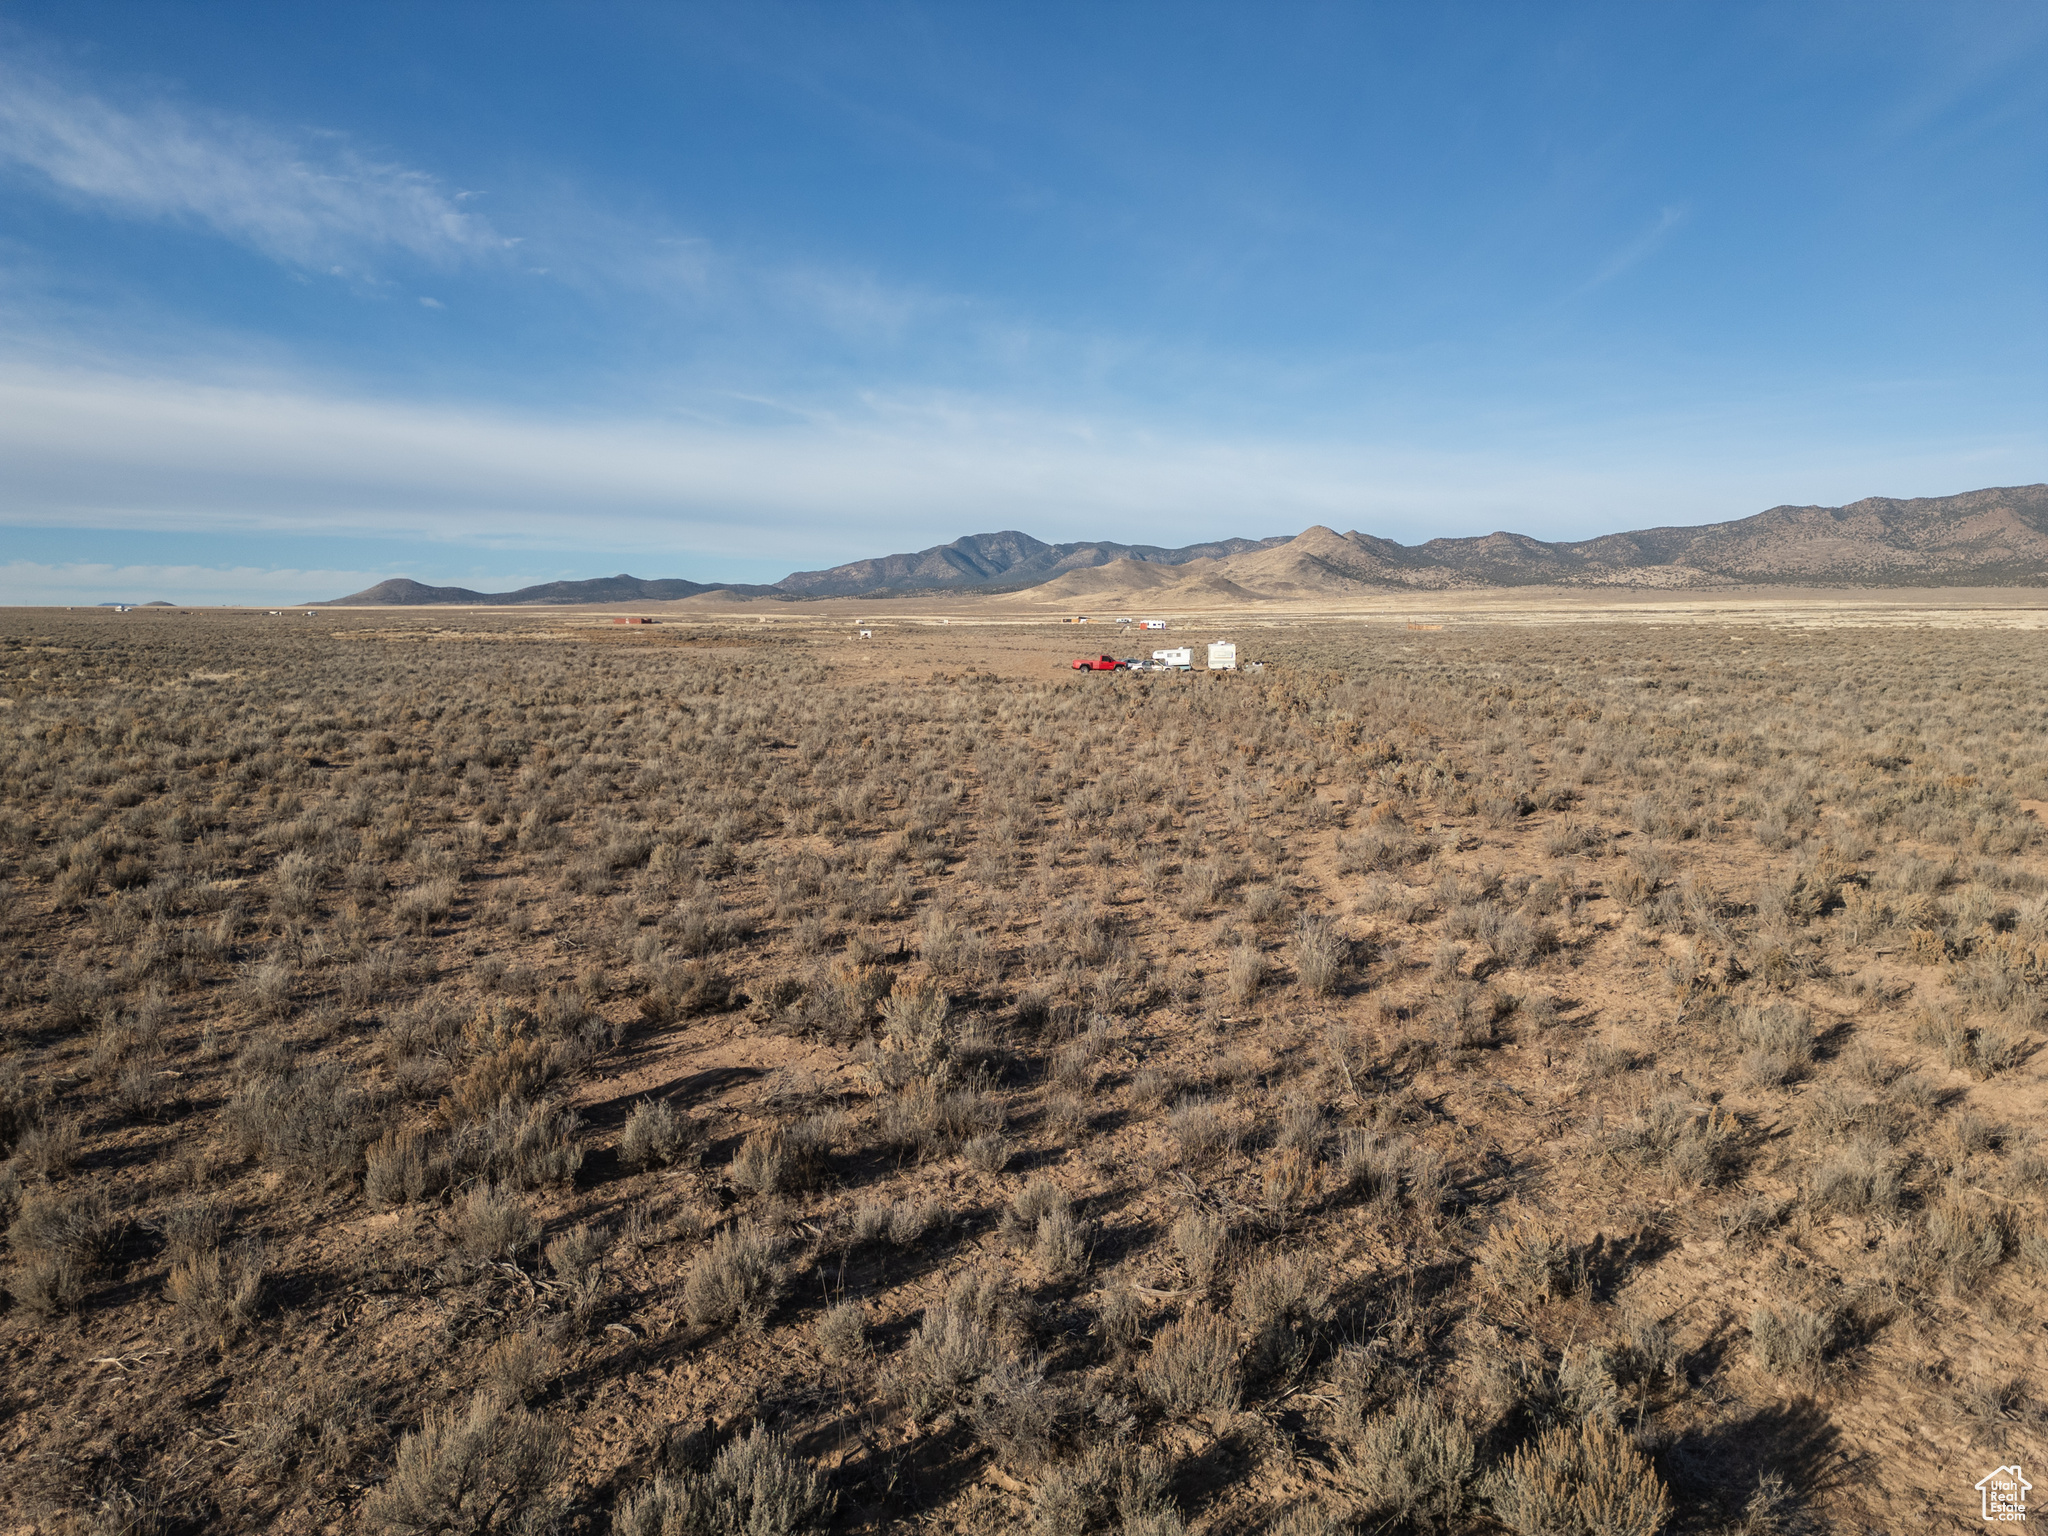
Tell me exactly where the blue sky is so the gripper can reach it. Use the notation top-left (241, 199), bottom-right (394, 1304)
top-left (0, 3), bottom-right (2042, 603)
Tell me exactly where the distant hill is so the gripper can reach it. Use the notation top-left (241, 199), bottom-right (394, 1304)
top-left (771, 530), bottom-right (1292, 597)
top-left (319, 484), bottom-right (2048, 605)
top-left (321, 574), bottom-right (776, 606)
top-left (1019, 484), bottom-right (2048, 602)
top-left (320, 533), bottom-right (1288, 605)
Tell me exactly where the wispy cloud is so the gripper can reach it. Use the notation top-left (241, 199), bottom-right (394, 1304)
top-left (2, 356), bottom-right (2025, 581)
top-left (0, 558), bottom-right (398, 607)
top-left (0, 57), bottom-right (507, 272)
top-left (1575, 204), bottom-right (1689, 296)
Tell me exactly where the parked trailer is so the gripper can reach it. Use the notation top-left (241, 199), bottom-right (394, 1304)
top-left (1207, 642), bottom-right (1238, 671)
top-left (1139, 619), bottom-right (1166, 630)
top-left (1153, 647), bottom-right (1193, 669)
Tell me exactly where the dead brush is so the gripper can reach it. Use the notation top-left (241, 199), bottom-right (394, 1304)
top-left (728, 1128), bottom-right (789, 1197)
top-left (1749, 1301), bottom-right (1835, 1381)
top-left (617, 1095), bottom-right (701, 1170)
top-left (1332, 1390), bottom-right (1477, 1531)
top-left (1171, 1208), bottom-right (1230, 1292)
top-left (817, 1300), bottom-right (868, 1364)
top-left (483, 1328), bottom-right (559, 1403)
top-left (1232, 1250), bottom-right (1332, 1386)
top-left (1609, 1097), bottom-right (1740, 1188)
top-left (1486, 1419), bottom-right (1671, 1536)
top-left (893, 1267), bottom-right (1012, 1419)
top-left (1736, 1002), bottom-right (1814, 1086)
top-left (1225, 940), bottom-right (1268, 1005)
top-left (1028, 1444), bottom-right (1180, 1536)
top-left (168, 1240), bottom-right (266, 1342)
top-left (1137, 1308), bottom-right (1241, 1421)
top-left (1809, 1137), bottom-right (1905, 1215)
top-left (683, 1222), bottom-right (786, 1331)
top-left (612, 1425), bottom-right (831, 1536)
top-left (451, 1181), bottom-right (539, 1263)
top-left (1478, 1211), bottom-right (1579, 1307)
top-left (364, 1125), bottom-right (447, 1209)
top-left (1292, 913), bottom-right (1349, 996)
top-left (1167, 1096), bottom-right (1236, 1166)
top-left (362, 1388), bottom-right (567, 1535)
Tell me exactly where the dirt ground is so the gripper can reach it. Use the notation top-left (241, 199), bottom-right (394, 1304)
top-left (1, 603), bottom-right (2043, 1535)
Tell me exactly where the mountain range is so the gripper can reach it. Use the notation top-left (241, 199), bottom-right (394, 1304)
top-left (322, 484), bottom-right (2048, 605)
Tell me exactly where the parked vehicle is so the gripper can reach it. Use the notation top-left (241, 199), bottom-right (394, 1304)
top-left (1070, 654), bottom-right (1121, 671)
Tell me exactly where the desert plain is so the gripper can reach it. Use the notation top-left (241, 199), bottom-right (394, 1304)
top-left (1, 591), bottom-right (2044, 1535)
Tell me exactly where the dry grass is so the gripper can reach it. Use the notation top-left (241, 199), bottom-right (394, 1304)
top-left (1, 606), bottom-right (2044, 1532)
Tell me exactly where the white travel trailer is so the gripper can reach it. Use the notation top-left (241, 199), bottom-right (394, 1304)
top-left (1152, 647), bottom-right (1193, 669)
top-left (1207, 642), bottom-right (1238, 671)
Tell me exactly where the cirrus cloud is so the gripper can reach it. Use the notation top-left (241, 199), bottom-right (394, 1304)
top-left (0, 56), bottom-right (508, 271)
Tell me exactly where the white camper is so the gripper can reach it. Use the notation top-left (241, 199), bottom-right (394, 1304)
top-left (1140, 619), bottom-right (1166, 630)
top-left (1152, 647), bottom-right (1193, 669)
top-left (1207, 641), bottom-right (1238, 671)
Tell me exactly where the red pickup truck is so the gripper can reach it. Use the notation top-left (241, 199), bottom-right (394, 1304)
top-left (1070, 655), bottom-right (1121, 671)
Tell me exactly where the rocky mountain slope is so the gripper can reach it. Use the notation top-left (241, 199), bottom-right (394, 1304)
top-left (321, 485), bottom-right (2048, 604)
top-left (1021, 484), bottom-right (2048, 602)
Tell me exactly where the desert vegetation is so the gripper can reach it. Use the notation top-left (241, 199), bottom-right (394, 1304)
top-left (0, 607), bottom-right (2043, 1532)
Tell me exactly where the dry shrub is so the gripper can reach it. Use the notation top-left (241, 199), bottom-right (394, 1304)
top-left (1167, 1097), bottom-right (1235, 1165)
top-left (1478, 1212), bottom-right (1576, 1305)
top-left (1911, 1191), bottom-right (2009, 1295)
top-left (392, 876), bottom-right (459, 935)
top-left (683, 1222), bottom-right (785, 1330)
top-left (1489, 1420), bottom-right (1671, 1536)
top-left (618, 1096), bottom-right (699, 1172)
top-left (483, 1329), bottom-right (559, 1404)
top-left (895, 1268), bottom-right (1010, 1417)
top-left (1225, 942), bottom-right (1267, 1005)
top-left (446, 1096), bottom-right (585, 1189)
top-left (1171, 1209), bottom-right (1230, 1292)
top-left (1033, 1205), bottom-right (1090, 1281)
top-left (9, 1185), bottom-right (122, 1313)
top-left (226, 1060), bottom-right (387, 1187)
top-left (729, 1128), bottom-right (788, 1197)
top-left (879, 974), bottom-right (951, 1066)
top-left (168, 1240), bottom-right (265, 1341)
top-left (640, 957), bottom-right (735, 1023)
top-left (613, 1425), bottom-right (831, 1536)
top-left (443, 1037), bottom-right (565, 1125)
top-left (365, 1125), bottom-right (447, 1209)
top-left (1293, 915), bottom-right (1348, 996)
top-left (1338, 1132), bottom-right (1450, 1217)
top-left (1334, 1391), bottom-right (1477, 1531)
top-left (362, 1388), bottom-right (566, 1535)
top-left (1232, 1250), bottom-right (1331, 1385)
top-left (10, 1252), bottom-right (83, 1316)
top-left (1137, 1309), bottom-right (1241, 1420)
top-left (546, 1223), bottom-right (609, 1327)
top-left (1737, 1003), bottom-right (1813, 1086)
top-left (817, 1300), bottom-right (868, 1364)
top-left (1029, 1445), bottom-right (1181, 1536)
top-left (964, 1130), bottom-right (1010, 1172)
top-left (453, 1182), bottom-right (540, 1263)
top-left (1749, 1303), bottom-right (1834, 1380)
top-left (1809, 1138), bottom-right (1904, 1215)
top-left (1610, 1098), bottom-right (1739, 1188)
